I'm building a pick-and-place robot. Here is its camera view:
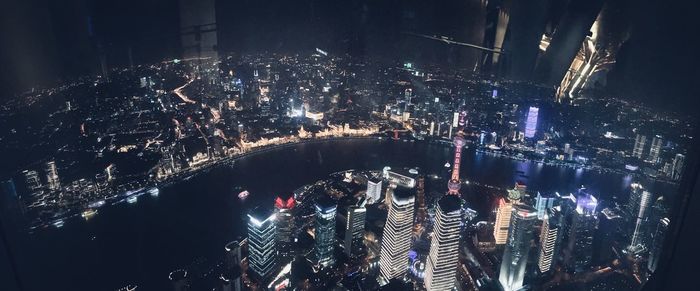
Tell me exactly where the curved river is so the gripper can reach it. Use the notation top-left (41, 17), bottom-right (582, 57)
top-left (14, 138), bottom-right (672, 290)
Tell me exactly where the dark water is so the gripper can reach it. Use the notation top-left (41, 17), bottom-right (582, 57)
top-left (14, 139), bottom-right (674, 290)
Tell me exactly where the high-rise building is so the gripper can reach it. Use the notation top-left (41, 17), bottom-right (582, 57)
top-left (225, 240), bottom-right (242, 269)
top-left (344, 197), bottom-right (367, 259)
top-left (647, 218), bottom-right (670, 273)
top-left (648, 135), bottom-right (663, 163)
top-left (416, 175), bottom-right (427, 224)
top-left (626, 183), bottom-right (653, 254)
top-left (379, 187), bottom-right (415, 285)
top-left (535, 192), bottom-right (558, 220)
top-left (21, 169), bottom-right (42, 192)
top-left (274, 193), bottom-right (295, 261)
top-left (366, 178), bottom-right (382, 204)
top-left (633, 134), bottom-right (647, 159)
top-left (537, 208), bottom-right (563, 273)
top-left (247, 207), bottom-right (277, 281)
top-left (425, 195), bottom-right (462, 291)
top-left (671, 153), bottom-right (686, 181)
top-left (494, 197), bottom-right (513, 245)
top-left (314, 196), bottom-right (337, 268)
top-left (524, 107), bottom-right (539, 138)
top-left (593, 208), bottom-right (623, 264)
top-left (499, 205), bottom-right (537, 291)
top-left (565, 192), bottom-right (599, 273)
top-left (44, 160), bottom-right (60, 191)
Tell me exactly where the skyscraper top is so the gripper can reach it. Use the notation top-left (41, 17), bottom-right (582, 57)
top-left (315, 195), bottom-right (337, 214)
top-left (392, 186), bottom-right (415, 204)
top-left (248, 206), bottom-right (275, 226)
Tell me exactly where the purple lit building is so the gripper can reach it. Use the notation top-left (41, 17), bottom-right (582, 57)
top-left (524, 107), bottom-right (539, 138)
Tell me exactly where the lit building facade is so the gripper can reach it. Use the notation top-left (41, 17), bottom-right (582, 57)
top-left (499, 205), bottom-right (537, 291)
top-left (648, 135), bottom-right (663, 163)
top-left (314, 196), bottom-right (337, 268)
top-left (537, 208), bottom-right (562, 273)
top-left (247, 207), bottom-right (277, 281)
top-left (633, 134), bottom-right (647, 159)
top-left (494, 198), bottom-right (513, 245)
top-left (274, 194), bottom-right (296, 261)
top-left (425, 195), bottom-right (462, 291)
top-left (566, 192), bottom-right (599, 273)
top-left (45, 160), bottom-right (61, 191)
top-left (524, 107), bottom-right (539, 138)
top-left (647, 217), bottom-right (669, 273)
top-left (379, 187), bottom-right (415, 285)
top-left (366, 178), bottom-right (382, 204)
top-left (535, 192), bottom-right (558, 220)
top-left (344, 198), bottom-right (367, 259)
top-left (626, 183), bottom-right (653, 254)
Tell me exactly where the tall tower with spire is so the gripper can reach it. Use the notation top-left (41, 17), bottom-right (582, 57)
top-left (447, 111), bottom-right (467, 195)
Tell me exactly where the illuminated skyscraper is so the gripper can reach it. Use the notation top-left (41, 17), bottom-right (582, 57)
top-left (524, 107), bottom-right (539, 138)
top-left (671, 153), bottom-right (685, 181)
top-left (565, 191), bottom-right (599, 273)
top-left (535, 192), bottom-right (558, 220)
top-left (274, 194), bottom-right (295, 261)
top-left (344, 197), bottom-right (367, 259)
top-left (633, 134), bottom-right (647, 159)
top-left (366, 178), bottom-right (382, 204)
top-left (647, 217), bottom-right (669, 273)
top-left (44, 160), bottom-right (60, 191)
top-left (314, 196), bottom-right (337, 268)
top-left (537, 208), bottom-right (563, 273)
top-left (499, 205), bottom-right (537, 291)
top-left (379, 187), bottom-right (415, 285)
top-left (494, 198), bottom-right (513, 245)
top-left (425, 195), bottom-right (462, 291)
top-left (625, 183), bottom-right (653, 254)
top-left (648, 135), bottom-right (663, 163)
top-left (247, 207), bottom-right (277, 281)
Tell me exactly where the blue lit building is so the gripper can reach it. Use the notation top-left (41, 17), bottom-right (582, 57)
top-left (247, 207), bottom-right (277, 281)
top-left (314, 195), bottom-right (337, 268)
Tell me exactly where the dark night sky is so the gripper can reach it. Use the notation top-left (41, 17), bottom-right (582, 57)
top-left (0, 0), bottom-right (698, 113)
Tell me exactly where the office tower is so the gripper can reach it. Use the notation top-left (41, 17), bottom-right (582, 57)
top-left (499, 205), bottom-right (537, 291)
top-left (314, 196), bottom-right (337, 268)
top-left (366, 178), bottom-right (382, 204)
top-left (274, 194), bottom-right (295, 261)
top-left (537, 208), bottom-right (563, 273)
top-left (594, 208), bottom-right (623, 264)
top-left (566, 192), bottom-right (599, 273)
top-left (647, 218), bottom-right (670, 273)
top-left (524, 107), bottom-right (539, 138)
top-left (494, 197), bottom-right (513, 245)
top-left (671, 153), bottom-right (685, 180)
top-left (225, 240), bottom-right (242, 269)
top-left (648, 135), bottom-right (663, 163)
top-left (626, 183), bottom-right (653, 254)
top-left (344, 197), bottom-right (367, 259)
top-left (44, 160), bottom-right (60, 191)
top-left (247, 207), bottom-right (277, 281)
top-left (633, 134), bottom-right (647, 159)
top-left (425, 195), bottom-right (462, 291)
top-left (416, 175), bottom-right (427, 224)
top-left (378, 187), bottom-right (415, 285)
top-left (535, 192), bottom-right (558, 220)
top-left (22, 170), bottom-right (42, 192)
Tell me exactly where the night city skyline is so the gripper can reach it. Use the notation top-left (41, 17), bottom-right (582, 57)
top-left (0, 1), bottom-right (699, 291)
